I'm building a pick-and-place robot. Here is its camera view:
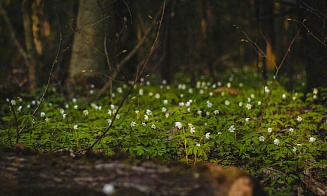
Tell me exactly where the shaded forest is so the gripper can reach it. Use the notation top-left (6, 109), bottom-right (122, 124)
top-left (1, 1), bottom-right (327, 195)
top-left (0, 0), bottom-right (326, 99)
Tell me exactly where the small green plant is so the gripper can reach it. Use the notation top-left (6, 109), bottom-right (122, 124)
top-left (1, 70), bottom-right (326, 195)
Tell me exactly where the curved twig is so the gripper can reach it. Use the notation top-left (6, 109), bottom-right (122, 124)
top-left (80, 0), bottom-right (167, 152)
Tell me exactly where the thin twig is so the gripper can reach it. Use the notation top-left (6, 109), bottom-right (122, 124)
top-left (288, 18), bottom-right (327, 47)
top-left (32, 1), bottom-right (63, 116)
top-left (256, 27), bottom-right (302, 129)
top-left (80, 0), bottom-right (167, 152)
top-left (17, 0), bottom-right (63, 136)
top-left (238, 22), bottom-right (301, 129)
top-left (96, 3), bottom-right (165, 99)
top-left (9, 105), bottom-right (20, 144)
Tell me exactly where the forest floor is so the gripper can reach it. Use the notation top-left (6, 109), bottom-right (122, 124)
top-left (1, 71), bottom-right (327, 195)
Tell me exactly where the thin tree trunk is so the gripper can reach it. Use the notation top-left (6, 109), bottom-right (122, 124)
top-left (22, 0), bottom-right (38, 92)
top-left (299, 0), bottom-right (327, 92)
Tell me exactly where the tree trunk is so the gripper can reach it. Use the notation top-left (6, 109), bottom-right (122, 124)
top-left (298, 0), bottom-right (327, 92)
top-left (256, 0), bottom-right (276, 79)
top-left (22, 0), bottom-right (38, 92)
top-left (67, 0), bottom-right (106, 91)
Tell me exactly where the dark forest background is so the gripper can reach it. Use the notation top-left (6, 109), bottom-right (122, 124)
top-left (0, 0), bottom-right (326, 99)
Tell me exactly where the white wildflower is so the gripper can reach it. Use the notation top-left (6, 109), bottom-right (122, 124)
top-left (205, 132), bottom-right (210, 139)
top-left (313, 88), bottom-right (318, 95)
top-left (259, 136), bottom-right (265, 142)
top-left (274, 138), bottom-right (280, 145)
top-left (245, 103), bottom-right (252, 110)
top-left (309, 137), bottom-right (316, 143)
top-left (206, 101), bottom-right (212, 108)
top-left (17, 106), bottom-right (22, 112)
top-left (146, 109), bottom-right (152, 115)
top-left (188, 124), bottom-right (195, 134)
top-left (155, 93), bottom-right (160, 99)
top-left (108, 119), bottom-right (112, 125)
top-left (282, 94), bottom-right (286, 99)
top-left (228, 125), bottom-right (236, 133)
top-left (175, 122), bottom-right (182, 129)
top-left (139, 89), bottom-right (143, 95)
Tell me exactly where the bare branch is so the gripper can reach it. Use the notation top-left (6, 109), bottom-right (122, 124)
top-left (81, 0), bottom-right (167, 152)
top-left (96, 3), bottom-right (165, 99)
top-left (288, 18), bottom-right (327, 47)
top-left (32, 0), bottom-right (63, 116)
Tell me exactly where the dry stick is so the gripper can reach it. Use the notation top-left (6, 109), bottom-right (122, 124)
top-left (96, 5), bottom-right (164, 99)
top-left (32, 4), bottom-right (63, 116)
top-left (16, 1), bottom-right (63, 136)
top-left (1, 2), bottom-right (63, 140)
top-left (256, 27), bottom-right (302, 129)
top-left (103, 35), bottom-right (113, 103)
top-left (240, 25), bottom-right (301, 129)
top-left (83, 1), bottom-right (166, 152)
top-left (289, 18), bottom-right (327, 47)
top-left (9, 105), bottom-right (20, 144)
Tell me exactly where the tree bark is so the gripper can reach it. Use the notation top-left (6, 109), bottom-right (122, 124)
top-left (22, 0), bottom-right (38, 92)
top-left (67, 0), bottom-right (106, 91)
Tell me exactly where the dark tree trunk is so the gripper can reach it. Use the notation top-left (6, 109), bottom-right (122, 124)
top-left (22, 0), bottom-right (38, 92)
top-left (255, 0), bottom-right (276, 80)
top-left (298, 0), bottom-right (327, 92)
top-left (160, 0), bottom-right (176, 84)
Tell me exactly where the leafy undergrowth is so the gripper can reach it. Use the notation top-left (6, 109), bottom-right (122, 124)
top-left (1, 71), bottom-right (327, 195)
